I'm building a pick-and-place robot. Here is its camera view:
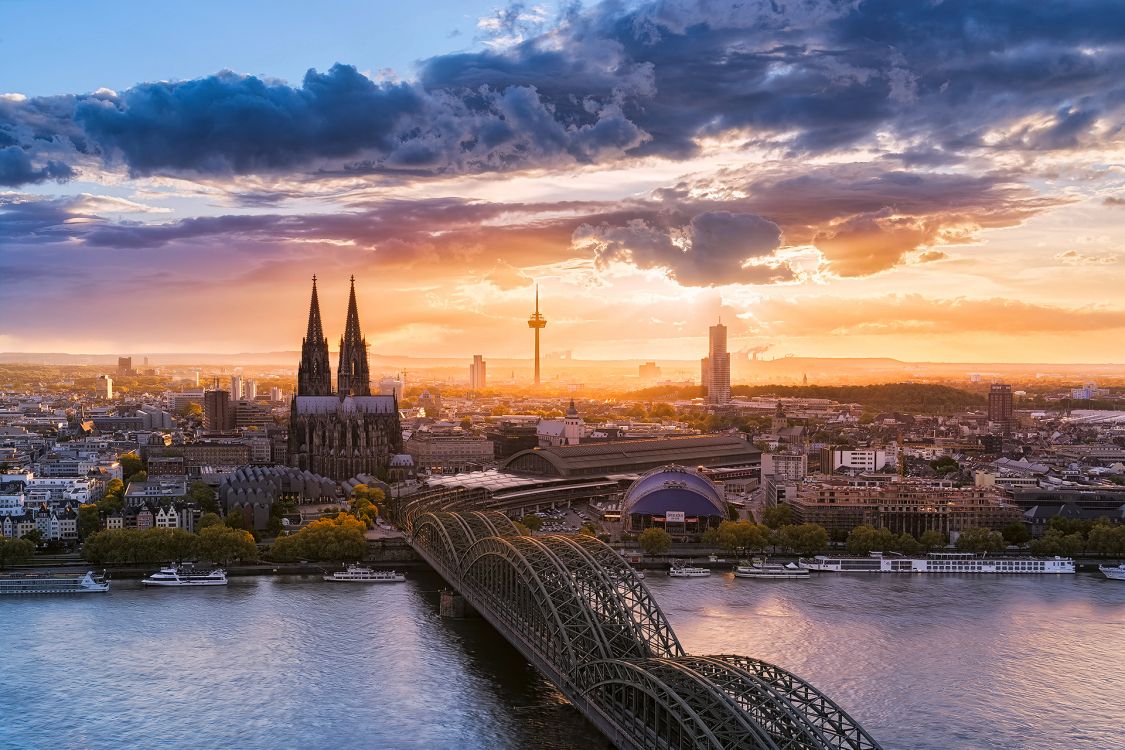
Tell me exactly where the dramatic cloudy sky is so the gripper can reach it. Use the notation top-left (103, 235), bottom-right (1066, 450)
top-left (2, 0), bottom-right (1124, 362)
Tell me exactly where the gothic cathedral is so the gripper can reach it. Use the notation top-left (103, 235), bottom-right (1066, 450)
top-left (288, 276), bottom-right (403, 480)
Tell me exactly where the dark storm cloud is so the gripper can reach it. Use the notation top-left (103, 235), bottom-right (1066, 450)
top-left (576, 210), bottom-right (790, 286)
top-left (0, 146), bottom-right (74, 186)
top-left (3, 1), bottom-right (1124, 186)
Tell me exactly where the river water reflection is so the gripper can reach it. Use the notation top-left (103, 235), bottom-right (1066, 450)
top-left (2, 569), bottom-right (1122, 749)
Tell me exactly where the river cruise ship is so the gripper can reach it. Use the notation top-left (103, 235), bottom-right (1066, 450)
top-left (0, 570), bottom-right (110, 594)
top-left (734, 559), bottom-right (809, 579)
top-left (798, 552), bottom-right (1075, 574)
top-left (1099, 564), bottom-right (1125, 581)
top-left (323, 565), bottom-right (405, 583)
top-left (142, 565), bottom-right (228, 587)
top-left (668, 561), bottom-right (711, 577)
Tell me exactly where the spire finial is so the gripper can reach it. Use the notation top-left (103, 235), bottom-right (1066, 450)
top-left (350, 274), bottom-right (355, 284)
top-left (312, 274), bottom-right (317, 284)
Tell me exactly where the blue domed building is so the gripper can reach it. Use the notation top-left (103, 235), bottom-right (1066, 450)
top-left (623, 465), bottom-right (728, 539)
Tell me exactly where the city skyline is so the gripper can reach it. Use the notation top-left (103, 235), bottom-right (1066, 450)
top-left (4, 1), bottom-right (1125, 364)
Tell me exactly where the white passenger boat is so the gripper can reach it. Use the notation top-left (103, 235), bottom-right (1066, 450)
top-left (798, 552), bottom-right (1075, 574)
top-left (323, 564), bottom-right (405, 583)
top-left (1099, 564), bottom-right (1125, 581)
top-left (142, 565), bottom-right (228, 587)
top-left (668, 561), bottom-right (711, 578)
top-left (0, 570), bottom-right (109, 594)
top-left (734, 559), bottom-right (809, 579)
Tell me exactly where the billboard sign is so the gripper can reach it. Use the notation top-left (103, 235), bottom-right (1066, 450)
top-left (665, 511), bottom-right (685, 523)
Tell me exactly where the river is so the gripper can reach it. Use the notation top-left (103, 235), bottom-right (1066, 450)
top-left (2, 569), bottom-right (1122, 750)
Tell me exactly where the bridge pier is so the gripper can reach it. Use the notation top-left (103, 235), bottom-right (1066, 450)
top-left (439, 589), bottom-right (473, 618)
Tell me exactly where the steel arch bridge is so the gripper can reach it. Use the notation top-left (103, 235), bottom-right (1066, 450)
top-left (396, 500), bottom-right (882, 750)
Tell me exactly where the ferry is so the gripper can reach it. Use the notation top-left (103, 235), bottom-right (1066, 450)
top-left (323, 564), bottom-right (405, 583)
top-left (668, 561), bottom-right (711, 578)
top-left (734, 559), bottom-right (809, 579)
top-left (0, 570), bottom-right (109, 594)
top-left (142, 565), bottom-right (228, 587)
top-left (798, 551), bottom-right (1075, 574)
top-left (1099, 564), bottom-right (1125, 581)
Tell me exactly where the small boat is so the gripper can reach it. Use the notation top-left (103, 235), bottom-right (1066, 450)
top-left (1099, 564), bottom-right (1125, 581)
top-left (669, 561), bottom-right (710, 578)
top-left (734, 559), bottom-right (809, 579)
top-left (323, 564), bottom-right (405, 583)
top-left (0, 570), bottom-right (109, 594)
top-left (142, 565), bottom-right (228, 587)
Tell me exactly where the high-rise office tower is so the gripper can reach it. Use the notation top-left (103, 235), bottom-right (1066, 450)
top-left (244, 379), bottom-right (257, 400)
top-left (204, 389), bottom-right (234, 431)
top-left (270, 387), bottom-right (282, 402)
top-left (96, 375), bottom-right (113, 400)
top-left (469, 355), bottom-right (487, 390)
top-left (230, 375), bottom-right (242, 401)
top-left (703, 321), bottom-right (731, 404)
top-left (527, 285), bottom-right (547, 386)
top-left (988, 383), bottom-right (1013, 434)
top-left (117, 356), bottom-right (132, 376)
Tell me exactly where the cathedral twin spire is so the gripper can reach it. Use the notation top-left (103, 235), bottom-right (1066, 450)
top-left (296, 275), bottom-right (371, 397)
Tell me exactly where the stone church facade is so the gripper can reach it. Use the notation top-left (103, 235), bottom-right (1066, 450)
top-left (287, 277), bottom-right (403, 480)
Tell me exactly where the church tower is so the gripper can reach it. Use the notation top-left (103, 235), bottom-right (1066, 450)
top-left (297, 276), bottom-right (332, 396)
top-left (336, 275), bottom-right (371, 396)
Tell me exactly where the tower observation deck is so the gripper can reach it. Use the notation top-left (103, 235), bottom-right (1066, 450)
top-left (527, 285), bottom-right (547, 386)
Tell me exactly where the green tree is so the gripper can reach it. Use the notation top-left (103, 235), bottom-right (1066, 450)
top-left (269, 514), bottom-right (367, 562)
top-left (1030, 529), bottom-right (1063, 556)
top-left (196, 525), bottom-right (257, 565)
top-left (760, 504), bottom-right (794, 529)
top-left (119, 452), bottom-right (143, 479)
top-left (520, 514), bottom-right (544, 532)
top-left (126, 470), bottom-right (147, 484)
top-left (777, 523), bottom-right (829, 555)
top-left (1059, 531), bottom-right (1087, 557)
top-left (894, 532), bottom-right (922, 555)
top-left (930, 456), bottom-right (960, 474)
top-left (638, 527), bottom-right (672, 556)
top-left (21, 528), bottom-right (44, 547)
top-left (349, 485), bottom-right (384, 528)
top-left (198, 512), bottom-right (222, 529)
top-left (225, 510), bottom-right (247, 530)
top-left (579, 523), bottom-right (597, 537)
top-left (186, 482), bottom-right (218, 513)
top-left (77, 503), bottom-right (102, 539)
top-left (846, 525), bottom-right (895, 555)
top-left (0, 537), bottom-right (35, 567)
top-left (919, 529), bottom-right (946, 551)
top-left (1001, 523), bottom-right (1031, 546)
top-left (955, 527), bottom-right (1004, 555)
top-left (1088, 523), bottom-right (1125, 555)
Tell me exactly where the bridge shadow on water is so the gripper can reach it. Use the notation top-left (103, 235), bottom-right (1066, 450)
top-left (411, 567), bottom-right (614, 750)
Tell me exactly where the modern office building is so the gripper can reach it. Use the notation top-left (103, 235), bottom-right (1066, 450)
top-left (203, 389), bottom-right (234, 431)
top-left (95, 375), bottom-right (113, 400)
top-left (117, 357), bottom-right (133, 376)
top-left (469, 354), bottom-right (487, 390)
top-left (701, 321), bottom-right (731, 404)
top-left (988, 383), bottom-right (1013, 433)
top-left (230, 375), bottom-right (242, 401)
top-left (243, 379), bottom-right (257, 400)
